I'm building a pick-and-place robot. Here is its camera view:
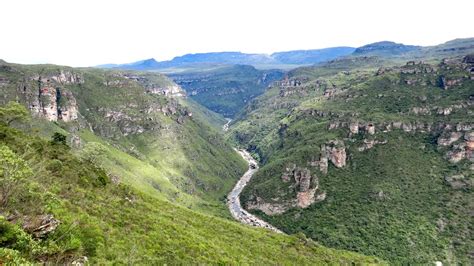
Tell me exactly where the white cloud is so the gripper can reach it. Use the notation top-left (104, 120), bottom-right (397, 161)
top-left (0, 0), bottom-right (472, 66)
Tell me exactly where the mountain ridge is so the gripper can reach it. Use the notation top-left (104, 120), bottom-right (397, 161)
top-left (96, 47), bottom-right (357, 71)
top-left (96, 38), bottom-right (474, 72)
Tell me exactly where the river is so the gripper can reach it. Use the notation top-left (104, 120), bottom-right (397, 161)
top-left (227, 149), bottom-right (282, 233)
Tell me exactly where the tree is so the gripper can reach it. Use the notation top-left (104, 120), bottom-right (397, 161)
top-left (51, 132), bottom-right (67, 145)
top-left (0, 102), bottom-right (29, 126)
top-left (0, 145), bottom-right (32, 208)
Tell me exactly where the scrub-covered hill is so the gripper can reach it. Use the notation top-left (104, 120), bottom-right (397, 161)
top-left (229, 53), bottom-right (474, 263)
top-left (0, 119), bottom-right (382, 264)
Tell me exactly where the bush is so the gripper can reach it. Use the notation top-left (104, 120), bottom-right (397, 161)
top-left (46, 159), bottom-right (63, 174)
top-left (51, 132), bottom-right (67, 146)
top-left (0, 145), bottom-right (32, 207)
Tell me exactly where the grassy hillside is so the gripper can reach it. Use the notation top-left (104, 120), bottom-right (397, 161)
top-left (0, 60), bottom-right (247, 216)
top-left (0, 122), bottom-right (382, 264)
top-left (229, 54), bottom-right (474, 263)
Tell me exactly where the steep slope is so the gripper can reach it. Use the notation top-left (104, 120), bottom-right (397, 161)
top-left (170, 65), bottom-right (284, 117)
top-left (0, 122), bottom-right (382, 264)
top-left (0, 60), bottom-right (246, 213)
top-left (229, 55), bottom-right (474, 263)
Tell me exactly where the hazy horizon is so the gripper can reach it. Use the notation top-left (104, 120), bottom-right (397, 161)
top-left (1, 0), bottom-right (473, 67)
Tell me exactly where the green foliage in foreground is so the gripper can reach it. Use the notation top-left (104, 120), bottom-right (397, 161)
top-left (0, 123), bottom-right (382, 264)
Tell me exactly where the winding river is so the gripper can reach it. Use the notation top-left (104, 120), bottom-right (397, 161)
top-left (227, 149), bottom-right (282, 233)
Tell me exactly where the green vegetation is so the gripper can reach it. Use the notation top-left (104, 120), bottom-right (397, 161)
top-left (170, 65), bottom-right (284, 117)
top-left (0, 145), bottom-right (32, 208)
top-left (230, 52), bottom-right (474, 263)
top-left (0, 60), bottom-right (247, 214)
top-left (0, 60), bottom-right (382, 263)
top-left (0, 106), bottom-right (381, 264)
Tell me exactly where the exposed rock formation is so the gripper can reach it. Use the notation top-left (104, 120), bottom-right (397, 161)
top-left (31, 70), bottom-right (83, 85)
top-left (319, 147), bottom-right (329, 174)
top-left (59, 90), bottom-right (79, 122)
top-left (22, 214), bottom-right (60, 238)
top-left (438, 132), bottom-right (463, 146)
top-left (358, 139), bottom-right (388, 152)
top-left (349, 121), bottom-right (359, 134)
top-left (245, 197), bottom-right (289, 215)
top-left (447, 147), bottom-right (466, 163)
top-left (325, 140), bottom-right (347, 168)
top-left (247, 165), bottom-right (326, 215)
top-left (366, 124), bottom-right (375, 135)
top-left (444, 174), bottom-right (472, 189)
top-left (286, 166), bottom-right (326, 208)
top-left (26, 74), bottom-right (80, 122)
top-left (411, 107), bottom-right (431, 115)
top-left (146, 85), bottom-right (186, 97)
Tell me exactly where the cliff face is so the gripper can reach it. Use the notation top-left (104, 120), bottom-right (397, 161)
top-left (0, 62), bottom-right (191, 137)
top-left (15, 70), bottom-right (83, 122)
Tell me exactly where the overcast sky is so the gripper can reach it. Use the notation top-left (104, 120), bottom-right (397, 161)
top-left (1, 0), bottom-right (472, 67)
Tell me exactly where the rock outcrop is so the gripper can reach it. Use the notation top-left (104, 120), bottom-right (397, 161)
top-left (25, 74), bottom-right (80, 122)
top-left (146, 85), bottom-right (186, 97)
top-left (324, 140), bottom-right (347, 168)
top-left (247, 165), bottom-right (326, 215)
top-left (358, 139), bottom-right (388, 152)
top-left (438, 132), bottom-right (463, 146)
top-left (283, 166), bottom-right (326, 208)
top-left (444, 174), bottom-right (472, 189)
top-left (22, 214), bottom-right (60, 238)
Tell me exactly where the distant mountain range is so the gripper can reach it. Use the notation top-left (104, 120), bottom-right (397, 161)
top-left (96, 38), bottom-right (474, 72)
top-left (96, 47), bottom-right (356, 71)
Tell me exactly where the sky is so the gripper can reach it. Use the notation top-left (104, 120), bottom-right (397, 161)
top-left (1, 0), bottom-right (472, 67)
